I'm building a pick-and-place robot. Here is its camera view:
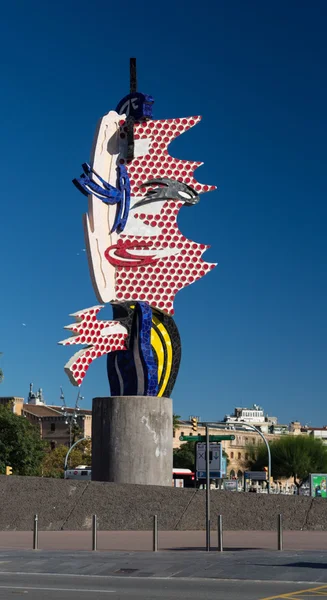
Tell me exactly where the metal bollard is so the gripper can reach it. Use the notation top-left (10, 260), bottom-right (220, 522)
top-left (217, 514), bottom-right (223, 552)
top-left (277, 513), bottom-right (283, 551)
top-left (92, 514), bottom-right (97, 551)
top-left (153, 515), bottom-right (158, 552)
top-left (33, 514), bottom-right (38, 550)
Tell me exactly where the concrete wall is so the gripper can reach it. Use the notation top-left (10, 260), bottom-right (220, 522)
top-left (0, 476), bottom-right (326, 531)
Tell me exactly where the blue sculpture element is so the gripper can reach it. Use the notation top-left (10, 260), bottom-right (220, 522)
top-left (73, 164), bottom-right (130, 234)
top-left (112, 163), bottom-right (131, 234)
top-left (116, 92), bottom-right (154, 121)
top-left (107, 302), bottom-right (158, 397)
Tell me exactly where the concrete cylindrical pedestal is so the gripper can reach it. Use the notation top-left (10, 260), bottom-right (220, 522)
top-left (92, 396), bottom-right (173, 486)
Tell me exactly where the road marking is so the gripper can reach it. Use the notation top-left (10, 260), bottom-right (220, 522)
top-left (261, 585), bottom-right (327, 599)
top-left (0, 585), bottom-right (116, 593)
top-left (0, 571), bottom-right (324, 584)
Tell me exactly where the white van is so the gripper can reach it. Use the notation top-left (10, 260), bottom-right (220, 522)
top-left (64, 466), bottom-right (91, 480)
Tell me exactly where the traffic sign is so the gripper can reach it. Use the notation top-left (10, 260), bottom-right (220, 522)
top-left (196, 442), bottom-right (223, 479)
top-left (197, 471), bottom-right (221, 478)
top-left (179, 434), bottom-right (235, 442)
top-left (244, 471), bottom-right (267, 481)
top-left (223, 480), bottom-right (238, 492)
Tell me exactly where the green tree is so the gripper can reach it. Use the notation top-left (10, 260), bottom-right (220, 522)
top-left (245, 435), bottom-right (327, 493)
top-left (70, 421), bottom-right (83, 445)
top-left (173, 414), bottom-right (181, 435)
top-left (0, 406), bottom-right (45, 475)
top-left (173, 441), bottom-right (195, 470)
top-left (42, 441), bottom-right (91, 478)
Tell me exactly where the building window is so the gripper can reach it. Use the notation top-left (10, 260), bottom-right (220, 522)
top-left (230, 452), bottom-right (234, 459)
top-left (245, 437), bottom-right (248, 443)
top-left (252, 438), bottom-right (256, 444)
top-left (245, 453), bottom-right (249, 460)
top-left (51, 423), bottom-right (56, 432)
top-left (50, 441), bottom-right (56, 450)
top-left (238, 452), bottom-right (241, 460)
top-left (181, 432), bottom-right (184, 437)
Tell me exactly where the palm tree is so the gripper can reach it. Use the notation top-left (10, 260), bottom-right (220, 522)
top-left (173, 414), bottom-right (181, 435)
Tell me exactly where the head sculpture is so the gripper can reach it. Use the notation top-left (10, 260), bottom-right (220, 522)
top-left (59, 62), bottom-right (216, 398)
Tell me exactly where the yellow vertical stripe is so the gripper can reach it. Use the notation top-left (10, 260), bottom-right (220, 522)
top-left (152, 315), bottom-right (172, 397)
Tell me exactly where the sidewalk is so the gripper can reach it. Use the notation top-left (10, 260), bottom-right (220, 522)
top-left (0, 530), bottom-right (326, 552)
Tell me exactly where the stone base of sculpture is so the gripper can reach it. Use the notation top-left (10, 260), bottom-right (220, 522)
top-left (91, 396), bottom-right (173, 486)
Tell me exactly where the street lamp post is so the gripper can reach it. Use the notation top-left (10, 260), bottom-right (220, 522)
top-left (64, 436), bottom-right (91, 474)
top-left (239, 422), bottom-right (271, 494)
top-left (205, 421), bottom-right (271, 494)
top-left (60, 387), bottom-right (84, 449)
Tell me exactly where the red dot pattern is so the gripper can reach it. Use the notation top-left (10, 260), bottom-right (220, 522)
top-left (115, 201), bottom-right (216, 314)
top-left (60, 306), bottom-right (128, 386)
top-left (120, 116), bottom-right (216, 197)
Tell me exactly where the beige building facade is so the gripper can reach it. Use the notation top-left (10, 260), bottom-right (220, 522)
top-left (22, 404), bottom-right (92, 449)
top-left (0, 396), bottom-right (92, 449)
top-left (0, 397), bottom-right (24, 415)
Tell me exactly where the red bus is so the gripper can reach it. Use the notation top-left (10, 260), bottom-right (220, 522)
top-left (172, 468), bottom-right (195, 488)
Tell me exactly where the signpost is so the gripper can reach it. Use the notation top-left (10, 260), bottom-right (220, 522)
top-left (179, 430), bottom-right (235, 552)
top-left (196, 442), bottom-right (223, 479)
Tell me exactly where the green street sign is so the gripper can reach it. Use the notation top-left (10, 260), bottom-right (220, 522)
top-left (179, 435), bottom-right (235, 442)
top-left (209, 435), bottom-right (235, 441)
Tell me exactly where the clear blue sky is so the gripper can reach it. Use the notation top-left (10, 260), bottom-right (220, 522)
top-left (1, 1), bottom-right (326, 426)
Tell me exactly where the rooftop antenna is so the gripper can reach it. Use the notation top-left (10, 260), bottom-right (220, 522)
top-left (127, 58), bottom-right (137, 160)
top-left (130, 57), bottom-right (137, 93)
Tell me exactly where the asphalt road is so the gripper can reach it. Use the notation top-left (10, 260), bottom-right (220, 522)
top-left (0, 549), bottom-right (326, 599)
top-left (0, 573), bottom-right (325, 600)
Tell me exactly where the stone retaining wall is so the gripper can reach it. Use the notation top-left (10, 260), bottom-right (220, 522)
top-left (0, 476), bottom-right (325, 531)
